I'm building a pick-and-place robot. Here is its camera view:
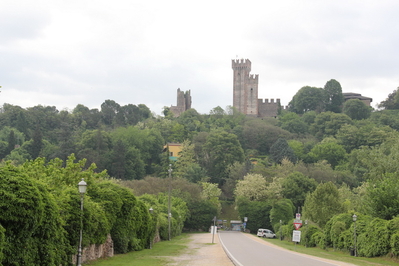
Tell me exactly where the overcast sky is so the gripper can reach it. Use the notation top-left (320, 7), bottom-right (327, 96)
top-left (1, 0), bottom-right (398, 115)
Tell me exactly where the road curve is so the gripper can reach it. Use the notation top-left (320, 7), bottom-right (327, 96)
top-left (219, 231), bottom-right (354, 266)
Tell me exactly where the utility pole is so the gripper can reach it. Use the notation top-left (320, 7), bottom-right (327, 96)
top-left (168, 164), bottom-right (172, 241)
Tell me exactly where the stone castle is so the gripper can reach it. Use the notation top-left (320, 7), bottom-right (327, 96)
top-left (232, 58), bottom-right (281, 117)
top-left (170, 59), bottom-right (373, 117)
top-left (170, 59), bottom-right (281, 117)
top-left (170, 88), bottom-right (192, 117)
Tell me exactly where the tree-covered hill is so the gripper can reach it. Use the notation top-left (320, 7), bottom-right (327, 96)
top-left (0, 83), bottom-right (399, 261)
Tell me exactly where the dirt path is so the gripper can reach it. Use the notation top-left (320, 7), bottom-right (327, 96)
top-left (167, 233), bottom-right (234, 266)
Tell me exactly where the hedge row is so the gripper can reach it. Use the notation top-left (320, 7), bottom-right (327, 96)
top-left (279, 213), bottom-right (399, 258)
top-left (0, 156), bottom-right (188, 265)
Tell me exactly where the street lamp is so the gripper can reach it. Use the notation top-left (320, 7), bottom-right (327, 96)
top-left (305, 220), bottom-right (308, 248)
top-left (168, 164), bottom-right (172, 241)
top-left (149, 207), bottom-right (154, 249)
top-left (77, 178), bottom-right (87, 266)
top-left (353, 214), bottom-right (357, 257)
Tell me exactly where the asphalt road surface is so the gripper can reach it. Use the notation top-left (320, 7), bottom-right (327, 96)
top-left (219, 231), bottom-right (351, 266)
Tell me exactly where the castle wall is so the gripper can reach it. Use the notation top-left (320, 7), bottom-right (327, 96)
top-left (258, 98), bottom-right (281, 117)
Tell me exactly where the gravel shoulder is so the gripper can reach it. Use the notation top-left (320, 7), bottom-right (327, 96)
top-left (167, 233), bottom-right (234, 266)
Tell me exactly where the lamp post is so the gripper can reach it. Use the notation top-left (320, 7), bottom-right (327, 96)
top-left (168, 164), bottom-right (172, 241)
top-left (305, 220), bottom-right (308, 248)
top-left (353, 214), bottom-right (357, 257)
top-left (77, 178), bottom-right (87, 266)
top-left (149, 207), bottom-right (154, 249)
top-left (279, 220), bottom-right (282, 241)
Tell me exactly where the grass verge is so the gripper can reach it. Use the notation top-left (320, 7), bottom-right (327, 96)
top-left (86, 234), bottom-right (191, 266)
top-left (261, 236), bottom-right (399, 266)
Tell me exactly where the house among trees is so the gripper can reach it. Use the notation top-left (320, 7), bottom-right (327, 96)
top-left (343, 92), bottom-right (372, 106)
top-left (163, 143), bottom-right (182, 161)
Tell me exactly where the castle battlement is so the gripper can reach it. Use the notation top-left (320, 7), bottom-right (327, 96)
top-left (232, 59), bottom-right (251, 70)
top-left (249, 74), bottom-right (258, 80)
top-left (258, 98), bottom-right (281, 104)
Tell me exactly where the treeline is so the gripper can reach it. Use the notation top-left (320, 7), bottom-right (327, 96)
top-left (1, 81), bottom-right (399, 260)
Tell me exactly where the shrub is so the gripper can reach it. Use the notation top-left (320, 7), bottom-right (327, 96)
top-left (0, 165), bottom-right (70, 265)
top-left (357, 218), bottom-right (389, 257)
top-left (302, 224), bottom-right (320, 247)
top-left (312, 231), bottom-right (326, 249)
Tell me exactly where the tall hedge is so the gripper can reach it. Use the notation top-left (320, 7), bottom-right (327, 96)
top-left (0, 225), bottom-right (4, 264)
top-left (0, 165), bottom-right (70, 265)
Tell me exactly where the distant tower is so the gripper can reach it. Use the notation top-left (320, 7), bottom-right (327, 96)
top-left (232, 59), bottom-right (259, 116)
top-left (170, 88), bottom-right (192, 117)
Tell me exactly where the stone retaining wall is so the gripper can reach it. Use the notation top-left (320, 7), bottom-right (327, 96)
top-left (72, 234), bottom-right (114, 264)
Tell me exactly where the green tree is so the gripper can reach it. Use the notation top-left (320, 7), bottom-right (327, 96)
top-left (235, 197), bottom-right (273, 233)
top-left (241, 119), bottom-right (291, 155)
top-left (303, 182), bottom-right (345, 227)
top-left (336, 122), bottom-right (398, 152)
top-left (200, 182), bottom-right (222, 214)
top-left (343, 99), bottom-right (372, 120)
top-left (366, 173), bottom-right (399, 220)
top-left (174, 140), bottom-right (206, 183)
top-left (378, 87), bottom-right (399, 110)
top-left (101, 99), bottom-right (121, 127)
top-left (307, 139), bottom-right (347, 168)
top-left (269, 198), bottom-right (295, 231)
top-left (289, 86), bottom-right (325, 114)
top-left (108, 140), bottom-right (145, 180)
top-left (278, 112), bottom-right (309, 134)
top-left (270, 138), bottom-right (297, 164)
top-left (30, 126), bottom-right (44, 159)
top-left (310, 111), bottom-right (352, 139)
top-left (235, 173), bottom-right (268, 201)
top-left (281, 172), bottom-right (317, 210)
top-left (6, 129), bottom-right (16, 156)
top-left (323, 79), bottom-right (344, 113)
top-left (76, 129), bottom-right (112, 171)
top-left (202, 129), bottom-right (244, 185)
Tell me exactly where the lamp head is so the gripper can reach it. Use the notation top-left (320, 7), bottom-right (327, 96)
top-left (352, 214), bottom-right (357, 222)
top-left (149, 207), bottom-right (154, 214)
top-left (78, 178), bottom-right (87, 194)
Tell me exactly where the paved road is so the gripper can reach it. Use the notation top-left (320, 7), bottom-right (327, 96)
top-left (219, 231), bottom-right (353, 266)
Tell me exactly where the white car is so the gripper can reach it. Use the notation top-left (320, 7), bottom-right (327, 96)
top-left (257, 228), bottom-right (276, 238)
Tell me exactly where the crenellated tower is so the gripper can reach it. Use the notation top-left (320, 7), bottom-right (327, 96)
top-left (170, 88), bottom-right (191, 117)
top-left (232, 59), bottom-right (259, 117)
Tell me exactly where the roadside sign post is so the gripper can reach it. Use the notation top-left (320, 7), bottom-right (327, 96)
top-left (292, 230), bottom-right (301, 242)
top-left (292, 213), bottom-right (302, 249)
top-left (293, 212), bottom-right (302, 230)
top-left (212, 216), bottom-right (216, 243)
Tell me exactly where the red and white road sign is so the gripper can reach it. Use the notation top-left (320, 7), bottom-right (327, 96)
top-left (293, 222), bottom-right (302, 230)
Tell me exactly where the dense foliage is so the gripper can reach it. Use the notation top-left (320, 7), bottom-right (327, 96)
top-left (0, 83), bottom-right (399, 261)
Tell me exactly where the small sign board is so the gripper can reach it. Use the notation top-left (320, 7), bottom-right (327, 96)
top-left (292, 230), bottom-right (301, 242)
top-left (294, 223), bottom-right (302, 230)
top-left (293, 219), bottom-right (302, 230)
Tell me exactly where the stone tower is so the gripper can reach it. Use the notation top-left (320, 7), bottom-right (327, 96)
top-left (232, 59), bottom-right (259, 117)
top-left (170, 88), bottom-right (191, 117)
